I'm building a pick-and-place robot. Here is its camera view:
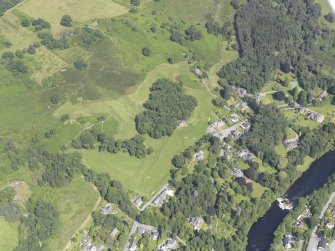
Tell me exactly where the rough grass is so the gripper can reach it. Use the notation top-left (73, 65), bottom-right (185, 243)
top-left (0, 217), bottom-right (19, 251)
top-left (31, 176), bottom-right (100, 251)
top-left (18, 0), bottom-right (129, 33)
top-left (145, 0), bottom-right (225, 24)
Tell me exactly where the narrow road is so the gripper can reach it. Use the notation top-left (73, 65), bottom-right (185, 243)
top-left (139, 183), bottom-right (169, 211)
top-left (306, 191), bottom-right (335, 251)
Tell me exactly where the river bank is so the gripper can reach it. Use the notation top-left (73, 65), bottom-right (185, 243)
top-left (247, 151), bottom-right (335, 251)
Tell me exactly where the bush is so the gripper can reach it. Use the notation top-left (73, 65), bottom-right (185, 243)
top-left (60, 15), bottom-right (73, 27)
top-left (130, 0), bottom-right (140, 6)
top-left (142, 47), bottom-right (151, 57)
top-left (74, 59), bottom-right (88, 70)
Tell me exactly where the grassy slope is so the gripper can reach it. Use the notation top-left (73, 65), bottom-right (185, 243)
top-left (30, 176), bottom-right (100, 250)
top-left (0, 217), bottom-right (19, 251)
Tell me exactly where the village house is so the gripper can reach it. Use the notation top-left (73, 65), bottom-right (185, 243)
top-left (326, 221), bottom-right (334, 229)
top-left (177, 120), bottom-right (188, 128)
top-left (230, 114), bottom-right (240, 123)
top-left (133, 195), bottom-right (144, 208)
top-left (207, 119), bottom-right (225, 133)
top-left (152, 187), bottom-right (174, 206)
top-left (308, 112), bottom-right (325, 123)
top-left (233, 86), bottom-right (248, 98)
top-left (136, 226), bottom-right (159, 240)
top-left (298, 108), bottom-right (325, 123)
top-left (110, 228), bottom-right (120, 238)
top-left (235, 100), bottom-right (248, 111)
top-left (241, 121), bottom-right (251, 131)
top-left (193, 67), bottom-right (203, 77)
top-left (151, 230), bottom-right (159, 240)
top-left (189, 217), bottom-right (204, 231)
top-left (317, 237), bottom-right (327, 251)
top-left (319, 91), bottom-right (327, 100)
top-left (282, 235), bottom-right (297, 249)
top-left (233, 130), bottom-right (243, 139)
top-left (238, 150), bottom-right (255, 161)
top-left (159, 238), bottom-right (177, 250)
top-left (101, 203), bottom-right (113, 215)
top-left (253, 93), bottom-right (265, 103)
top-left (194, 151), bottom-right (205, 161)
top-left (224, 148), bottom-right (233, 159)
top-left (128, 242), bottom-right (139, 251)
top-left (283, 138), bottom-right (299, 150)
top-left (231, 168), bottom-right (244, 178)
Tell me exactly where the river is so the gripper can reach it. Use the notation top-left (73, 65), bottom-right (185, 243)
top-left (247, 151), bottom-right (335, 251)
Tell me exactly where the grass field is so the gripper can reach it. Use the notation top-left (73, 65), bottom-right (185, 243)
top-left (0, 217), bottom-right (19, 251)
top-left (30, 176), bottom-right (100, 250)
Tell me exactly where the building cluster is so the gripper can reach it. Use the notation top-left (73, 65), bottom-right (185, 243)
top-left (80, 230), bottom-right (105, 251)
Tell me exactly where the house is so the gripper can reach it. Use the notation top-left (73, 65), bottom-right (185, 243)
top-left (150, 230), bottom-right (159, 240)
top-left (283, 235), bottom-right (296, 249)
top-left (207, 119), bottom-right (225, 133)
top-left (241, 121), bottom-right (251, 131)
top-left (189, 217), bottom-right (204, 231)
top-left (254, 93), bottom-right (265, 103)
top-left (193, 67), bottom-right (203, 76)
top-left (231, 168), bottom-right (244, 178)
top-left (128, 242), bottom-right (138, 251)
top-left (224, 149), bottom-right (233, 159)
top-left (133, 195), bottom-right (144, 208)
top-left (238, 150), bottom-right (255, 161)
top-left (235, 100), bottom-right (248, 111)
top-left (317, 237), bottom-right (327, 251)
top-left (194, 151), bottom-right (205, 161)
top-left (101, 204), bottom-right (113, 215)
top-left (152, 187), bottom-right (174, 207)
top-left (283, 138), bottom-right (299, 150)
top-left (233, 86), bottom-right (248, 98)
top-left (319, 91), bottom-right (327, 100)
top-left (233, 130), bottom-right (243, 139)
top-left (110, 228), bottom-right (119, 238)
top-left (160, 238), bottom-right (177, 250)
top-left (307, 111), bottom-right (325, 123)
top-left (80, 230), bottom-right (98, 251)
top-left (230, 114), bottom-right (239, 123)
top-left (326, 221), bottom-right (334, 229)
top-left (177, 120), bottom-right (188, 128)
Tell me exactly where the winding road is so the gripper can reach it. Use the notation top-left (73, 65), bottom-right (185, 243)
top-left (306, 191), bottom-right (335, 251)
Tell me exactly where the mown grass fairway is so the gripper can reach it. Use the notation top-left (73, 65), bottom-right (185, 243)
top-left (77, 62), bottom-right (216, 197)
top-left (0, 217), bottom-right (19, 251)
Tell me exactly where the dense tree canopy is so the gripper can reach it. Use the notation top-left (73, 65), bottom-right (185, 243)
top-left (135, 79), bottom-right (197, 138)
top-left (242, 105), bottom-right (288, 167)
